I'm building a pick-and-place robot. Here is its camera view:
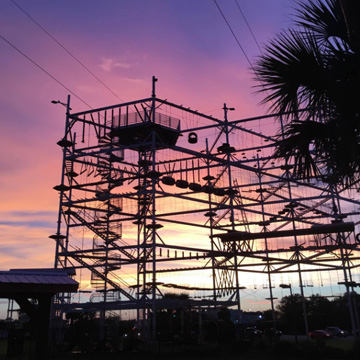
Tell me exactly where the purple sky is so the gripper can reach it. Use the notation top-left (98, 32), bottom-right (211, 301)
top-left (0, 0), bottom-right (314, 313)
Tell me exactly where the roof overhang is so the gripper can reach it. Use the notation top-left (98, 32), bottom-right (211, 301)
top-left (0, 268), bottom-right (78, 298)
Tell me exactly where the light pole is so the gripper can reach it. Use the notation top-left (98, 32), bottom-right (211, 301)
top-left (51, 95), bottom-right (72, 269)
top-left (51, 100), bottom-right (72, 110)
top-left (280, 283), bottom-right (293, 296)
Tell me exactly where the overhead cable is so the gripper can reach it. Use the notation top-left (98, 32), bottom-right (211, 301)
top-left (10, 0), bottom-right (124, 103)
top-left (0, 34), bottom-right (93, 109)
top-left (234, 0), bottom-right (263, 54)
top-left (213, 0), bottom-right (272, 101)
top-left (213, 0), bottom-right (255, 71)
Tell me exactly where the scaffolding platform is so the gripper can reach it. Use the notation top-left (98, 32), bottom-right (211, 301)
top-left (109, 111), bottom-right (181, 149)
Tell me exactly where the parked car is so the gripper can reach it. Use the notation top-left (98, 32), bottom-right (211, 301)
top-left (272, 328), bottom-right (282, 338)
top-left (120, 326), bottom-right (143, 351)
top-left (326, 327), bottom-right (348, 337)
top-left (309, 330), bottom-right (332, 339)
top-left (244, 327), bottom-right (262, 338)
top-left (263, 328), bottom-right (282, 338)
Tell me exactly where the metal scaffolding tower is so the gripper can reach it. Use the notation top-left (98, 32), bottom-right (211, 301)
top-left (51, 78), bottom-right (360, 339)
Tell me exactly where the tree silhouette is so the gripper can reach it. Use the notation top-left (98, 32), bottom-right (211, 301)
top-left (307, 294), bottom-right (333, 330)
top-left (254, 0), bottom-right (360, 188)
top-left (277, 294), bottom-right (306, 334)
top-left (277, 293), bottom-right (360, 333)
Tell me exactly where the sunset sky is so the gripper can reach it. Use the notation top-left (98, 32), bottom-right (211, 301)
top-left (2, 0), bottom-right (348, 314)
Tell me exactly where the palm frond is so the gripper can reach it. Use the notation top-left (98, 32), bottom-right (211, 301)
top-left (274, 120), bottom-right (330, 179)
top-left (253, 0), bottom-right (360, 187)
top-left (295, 0), bottom-right (348, 43)
top-left (254, 30), bottom-right (329, 117)
top-left (275, 118), bottom-right (360, 185)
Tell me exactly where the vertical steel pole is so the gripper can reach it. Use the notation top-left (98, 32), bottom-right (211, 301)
top-left (54, 95), bottom-right (71, 269)
top-left (256, 154), bottom-right (277, 331)
top-left (205, 139), bottom-right (218, 306)
top-left (331, 185), bottom-right (358, 337)
top-left (151, 76), bottom-right (157, 341)
top-left (223, 104), bottom-right (242, 324)
top-left (279, 115), bottom-right (309, 337)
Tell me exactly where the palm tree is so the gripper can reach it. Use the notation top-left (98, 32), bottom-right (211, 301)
top-left (254, 0), bottom-right (360, 188)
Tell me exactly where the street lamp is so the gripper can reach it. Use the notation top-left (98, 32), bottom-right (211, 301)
top-left (51, 100), bottom-right (72, 110)
top-left (279, 283), bottom-right (293, 296)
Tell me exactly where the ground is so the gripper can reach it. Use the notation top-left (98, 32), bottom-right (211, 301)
top-left (0, 335), bottom-right (359, 359)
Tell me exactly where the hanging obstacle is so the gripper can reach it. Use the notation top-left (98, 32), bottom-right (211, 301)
top-left (161, 173), bottom-right (228, 197)
top-left (176, 179), bottom-right (189, 189)
top-left (162, 176), bottom-right (175, 186)
top-left (213, 188), bottom-right (226, 196)
top-left (203, 175), bottom-right (215, 181)
top-left (356, 233), bottom-right (360, 243)
top-left (217, 143), bottom-right (235, 153)
top-left (189, 182), bottom-right (202, 192)
top-left (205, 211), bottom-right (217, 217)
top-left (188, 132), bottom-right (198, 144)
top-left (202, 185), bottom-right (214, 194)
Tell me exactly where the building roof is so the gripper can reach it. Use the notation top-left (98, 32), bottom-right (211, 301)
top-left (0, 268), bottom-right (78, 298)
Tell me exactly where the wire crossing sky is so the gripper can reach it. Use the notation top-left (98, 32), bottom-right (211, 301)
top-left (0, 0), bottom-right (299, 316)
top-left (10, 0), bottom-right (124, 103)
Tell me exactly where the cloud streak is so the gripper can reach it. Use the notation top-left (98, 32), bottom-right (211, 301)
top-left (99, 58), bottom-right (132, 72)
top-left (0, 220), bottom-right (54, 228)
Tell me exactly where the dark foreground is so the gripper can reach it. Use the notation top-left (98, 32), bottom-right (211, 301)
top-left (1, 336), bottom-right (360, 360)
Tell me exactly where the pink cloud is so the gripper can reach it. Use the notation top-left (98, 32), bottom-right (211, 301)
top-left (99, 58), bottom-right (132, 72)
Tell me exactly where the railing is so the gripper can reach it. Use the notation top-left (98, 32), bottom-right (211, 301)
top-left (111, 111), bottom-right (180, 131)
